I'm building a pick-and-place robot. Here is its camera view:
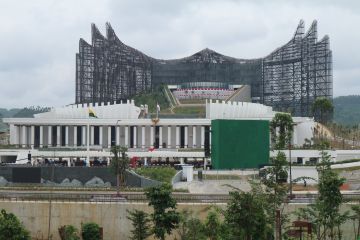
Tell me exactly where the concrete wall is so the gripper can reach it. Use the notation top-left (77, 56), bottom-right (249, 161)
top-left (0, 200), bottom-right (214, 240)
top-left (0, 166), bottom-right (160, 188)
top-left (289, 166), bottom-right (318, 184)
top-left (0, 200), bottom-right (355, 240)
top-left (270, 149), bottom-right (360, 163)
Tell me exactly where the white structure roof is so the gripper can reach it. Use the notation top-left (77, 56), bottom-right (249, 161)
top-left (34, 100), bottom-right (141, 119)
top-left (206, 99), bottom-right (276, 119)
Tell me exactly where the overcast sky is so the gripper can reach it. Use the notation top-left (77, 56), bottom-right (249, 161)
top-left (0, 0), bottom-right (359, 108)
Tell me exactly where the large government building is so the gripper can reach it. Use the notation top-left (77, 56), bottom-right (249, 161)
top-left (2, 100), bottom-right (315, 168)
top-left (76, 20), bottom-right (332, 117)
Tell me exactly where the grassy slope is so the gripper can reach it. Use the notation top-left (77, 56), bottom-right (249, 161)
top-left (134, 167), bottom-right (177, 183)
top-left (173, 106), bottom-right (205, 115)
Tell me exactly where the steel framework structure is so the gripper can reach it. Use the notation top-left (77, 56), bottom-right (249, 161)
top-left (262, 20), bottom-right (332, 116)
top-left (75, 20), bottom-right (332, 117)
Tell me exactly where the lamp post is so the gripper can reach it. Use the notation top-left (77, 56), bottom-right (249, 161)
top-left (288, 122), bottom-right (296, 199)
top-left (288, 142), bottom-right (293, 198)
top-left (115, 120), bottom-right (121, 196)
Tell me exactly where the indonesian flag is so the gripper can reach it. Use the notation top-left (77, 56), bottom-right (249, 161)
top-left (88, 108), bottom-right (98, 118)
top-left (148, 147), bottom-right (155, 152)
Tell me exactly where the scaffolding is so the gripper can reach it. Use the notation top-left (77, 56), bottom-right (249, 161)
top-left (76, 23), bottom-right (153, 104)
top-left (75, 20), bottom-right (332, 117)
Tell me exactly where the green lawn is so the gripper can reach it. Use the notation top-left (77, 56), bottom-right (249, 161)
top-left (134, 167), bottom-right (177, 183)
top-left (173, 106), bottom-right (205, 115)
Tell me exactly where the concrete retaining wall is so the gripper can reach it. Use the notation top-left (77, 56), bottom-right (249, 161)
top-left (0, 166), bottom-right (160, 188)
top-left (0, 200), bottom-right (355, 240)
top-left (0, 200), bottom-right (214, 240)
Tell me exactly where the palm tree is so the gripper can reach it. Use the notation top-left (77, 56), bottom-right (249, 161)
top-left (110, 146), bottom-right (130, 196)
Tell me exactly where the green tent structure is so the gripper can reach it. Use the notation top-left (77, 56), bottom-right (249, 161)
top-left (211, 119), bottom-right (269, 169)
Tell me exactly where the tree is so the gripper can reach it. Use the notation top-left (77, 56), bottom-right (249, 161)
top-left (0, 209), bottom-right (30, 240)
top-left (145, 183), bottom-right (180, 240)
top-left (312, 97), bottom-right (333, 124)
top-left (177, 210), bottom-right (206, 240)
top-left (263, 151), bottom-right (289, 199)
top-left (58, 225), bottom-right (80, 240)
top-left (204, 211), bottom-right (223, 240)
top-left (296, 149), bottom-right (349, 239)
top-left (81, 222), bottom-right (101, 240)
top-left (350, 205), bottom-right (360, 239)
top-left (261, 151), bottom-right (289, 238)
top-left (270, 113), bottom-right (294, 150)
top-left (110, 146), bottom-right (130, 195)
top-left (224, 184), bottom-right (272, 240)
top-left (127, 209), bottom-right (152, 240)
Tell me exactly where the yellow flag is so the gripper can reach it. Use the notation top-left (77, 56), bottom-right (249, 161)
top-left (88, 108), bottom-right (97, 118)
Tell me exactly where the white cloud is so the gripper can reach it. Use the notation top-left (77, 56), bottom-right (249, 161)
top-left (0, 0), bottom-right (359, 108)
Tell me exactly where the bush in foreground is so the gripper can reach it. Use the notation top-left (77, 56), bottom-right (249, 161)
top-left (0, 209), bottom-right (30, 240)
top-left (81, 222), bottom-right (101, 240)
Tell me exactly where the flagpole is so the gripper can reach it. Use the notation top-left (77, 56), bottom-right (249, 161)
top-left (86, 114), bottom-right (90, 167)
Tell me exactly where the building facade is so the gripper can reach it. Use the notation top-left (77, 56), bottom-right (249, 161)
top-left (75, 20), bottom-right (332, 117)
top-left (3, 100), bottom-right (315, 165)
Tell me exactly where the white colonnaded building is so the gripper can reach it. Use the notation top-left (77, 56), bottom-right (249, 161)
top-left (1, 99), bottom-right (315, 166)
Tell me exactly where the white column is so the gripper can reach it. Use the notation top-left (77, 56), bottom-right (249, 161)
top-left (159, 126), bottom-right (163, 148)
top-left (11, 125), bottom-right (19, 146)
top-left (16, 125), bottom-right (20, 145)
top-left (176, 126), bottom-right (180, 148)
top-left (116, 126), bottom-right (120, 145)
top-left (39, 126), bottom-right (43, 148)
top-left (65, 126), bottom-right (69, 146)
top-left (150, 126), bottom-right (154, 148)
top-left (201, 126), bottom-right (205, 148)
top-left (30, 126), bottom-right (35, 148)
top-left (73, 126), bottom-right (77, 147)
top-left (22, 126), bottom-right (27, 148)
top-left (82, 126), bottom-right (86, 146)
top-left (90, 126), bottom-right (94, 146)
top-left (167, 126), bottom-right (171, 148)
top-left (292, 126), bottom-right (298, 146)
top-left (108, 126), bottom-right (112, 148)
top-left (133, 127), bottom-right (137, 148)
top-left (125, 126), bottom-right (129, 148)
top-left (193, 126), bottom-right (197, 148)
top-left (99, 126), bottom-right (103, 146)
top-left (48, 126), bottom-right (52, 147)
top-left (184, 126), bottom-right (188, 148)
top-left (56, 126), bottom-right (60, 147)
top-left (142, 126), bottom-right (145, 148)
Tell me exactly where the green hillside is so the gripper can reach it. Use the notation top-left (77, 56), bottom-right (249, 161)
top-left (12, 106), bottom-right (50, 118)
top-left (0, 108), bottom-right (21, 118)
top-left (0, 108), bottom-right (21, 132)
top-left (333, 95), bottom-right (360, 126)
top-left (0, 107), bottom-right (50, 132)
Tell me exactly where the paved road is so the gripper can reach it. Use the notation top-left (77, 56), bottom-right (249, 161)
top-left (173, 179), bottom-right (251, 194)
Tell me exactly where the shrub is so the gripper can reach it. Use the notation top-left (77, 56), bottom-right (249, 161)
top-left (59, 225), bottom-right (80, 240)
top-left (81, 222), bottom-right (101, 240)
top-left (0, 209), bottom-right (30, 240)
